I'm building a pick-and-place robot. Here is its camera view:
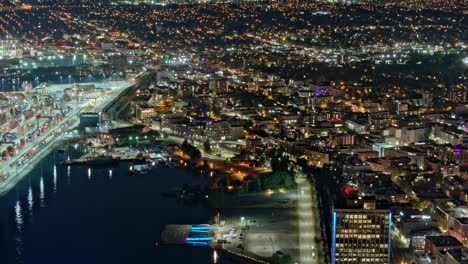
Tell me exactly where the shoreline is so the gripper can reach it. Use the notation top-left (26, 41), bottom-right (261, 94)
top-left (0, 80), bottom-right (136, 197)
top-left (214, 244), bottom-right (270, 264)
top-left (0, 137), bottom-right (64, 196)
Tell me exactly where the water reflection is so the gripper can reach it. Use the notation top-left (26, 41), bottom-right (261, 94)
top-left (2, 146), bottom-right (235, 264)
top-left (27, 186), bottom-right (33, 215)
top-left (14, 200), bottom-right (23, 229)
top-left (53, 165), bottom-right (57, 193)
top-left (40, 177), bottom-right (45, 207)
top-left (14, 200), bottom-right (24, 263)
top-left (67, 165), bottom-right (71, 184)
top-left (67, 154), bottom-right (71, 184)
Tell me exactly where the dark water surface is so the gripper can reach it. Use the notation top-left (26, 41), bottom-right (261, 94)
top-left (0, 147), bottom-right (237, 264)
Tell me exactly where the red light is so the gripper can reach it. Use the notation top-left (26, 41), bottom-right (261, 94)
top-left (336, 117), bottom-right (342, 122)
top-left (217, 212), bottom-right (220, 217)
top-left (154, 242), bottom-right (159, 246)
top-left (60, 45), bottom-right (67, 49)
top-left (343, 187), bottom-right (351, 195)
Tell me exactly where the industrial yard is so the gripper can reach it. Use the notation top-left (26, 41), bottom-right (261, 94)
top-left (0, 80), bottom-right (133, 195)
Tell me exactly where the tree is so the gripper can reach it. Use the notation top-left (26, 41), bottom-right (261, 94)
top-left (241, 183), bottom-right (250, 193)
top-left (263, 171), bottom-right (285, 190)
top-left (182, 139), bottom-right (188, 149)
top-left (284, 173), bottom-right (296, 189)
top-left (385, 189), bottom-right (397, 198)
top-left (433, 172), bottom-right (444, 184)
top-left (253, 178), bottom-right (263, 192)
top-left (256, 156), bottom-right (266, 167)
top-left (412, 199), bottom-right (430, 211)
top-left (192, 149), bottom-right (202, 162)
top-left (181, 140), bottom-right (202, 162)
top-left (400, 177), bottom-right (413, 195)
top-left (271, 254), bottom-right (294, 264)
top-left (270, 155), bottom-right (280, 171)
top-left (279, 155), bottom-right (290, 172)
top-left (203, 140), bottom-right (212, 153)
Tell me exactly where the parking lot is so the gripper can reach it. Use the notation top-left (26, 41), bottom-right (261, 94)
top-left (215, 191), bottom-right (300, 262)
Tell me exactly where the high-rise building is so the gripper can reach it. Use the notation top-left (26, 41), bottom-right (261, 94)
top-left (0, 39), bottom-right (22, 59)
top-left (331, 199), bottom-right (392, 264)
top-left (108, 54), bottom-right (128, 74)
top-left (208, 78), bottom-right (228, 93)
top-left (448, 87), bottom-right (467, 103)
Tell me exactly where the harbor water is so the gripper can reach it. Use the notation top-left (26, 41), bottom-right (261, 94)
top-left (0, 146), bottom-right (237, 264)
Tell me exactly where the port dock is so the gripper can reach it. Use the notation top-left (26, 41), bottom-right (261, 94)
top-left (160, 225), bottom-right (216, 245)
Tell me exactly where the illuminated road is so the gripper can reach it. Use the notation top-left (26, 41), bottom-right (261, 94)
top-left (296, 175), bottom-right (321, 264)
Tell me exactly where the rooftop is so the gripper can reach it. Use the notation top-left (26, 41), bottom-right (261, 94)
top-left (426, 235), bottom-right (463, 248)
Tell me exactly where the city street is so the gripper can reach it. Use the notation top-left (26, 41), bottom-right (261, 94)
top-left (296, 175), bottom-right (321, 264)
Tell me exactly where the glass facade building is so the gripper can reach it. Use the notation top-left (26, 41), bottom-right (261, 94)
top-left (332, 208), bottom-right (392, 264)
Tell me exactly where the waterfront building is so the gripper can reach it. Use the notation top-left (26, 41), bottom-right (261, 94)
top-left (17, 55), bottom-right (88, 69)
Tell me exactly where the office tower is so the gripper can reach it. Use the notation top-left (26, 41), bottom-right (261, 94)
top-left (332, 199), bottom-right (392, 264)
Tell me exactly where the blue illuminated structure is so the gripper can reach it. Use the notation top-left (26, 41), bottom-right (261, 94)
top-left (331, 212), bottom-right (337, 264)
top-left (186, 237), bottom-right (213, 241)
top-left (190, 230), bottom-right (209, 233)
top-left (186, 226), bottom-right (215, 247)
top-left (190, 226), bottom-right (216, 230)
top-left (186, 241), bottom-right (209, 246)
top-left (388, 213), bottom-right (392, 263)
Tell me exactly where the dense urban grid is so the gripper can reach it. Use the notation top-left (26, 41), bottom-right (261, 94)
top-left (0, 0), bottom-right (467, 263)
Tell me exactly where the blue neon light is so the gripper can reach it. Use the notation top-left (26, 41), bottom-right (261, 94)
top-left (332, 212), bottom-right (337, 264)
top-left (191, 226), bottom-right (216, 229)
top-left (186, 237), bottom-right (213, 241)
top-left (187, 241), bottom-right (209, 246)
top-left (388, 212), bottom-right (392, 263)
top-left (190, 230), bottom-right (209, 233)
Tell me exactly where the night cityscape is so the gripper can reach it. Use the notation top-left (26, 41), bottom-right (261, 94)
top-left (0, 0), bottom-right (466, 263)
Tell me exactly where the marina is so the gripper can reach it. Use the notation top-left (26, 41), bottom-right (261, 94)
top-left (0, 145), bottom-right (237, 264)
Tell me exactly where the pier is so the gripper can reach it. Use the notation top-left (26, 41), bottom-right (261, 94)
top-left (160, 225), bottom-right (216, 246)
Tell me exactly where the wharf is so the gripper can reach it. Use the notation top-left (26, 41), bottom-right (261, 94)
top-left (160, 225), bottom-right (193, 245)
top-left (62, 156), bottom-right (145, 166)
top-left (160, 224), bottom-right (216, 245)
